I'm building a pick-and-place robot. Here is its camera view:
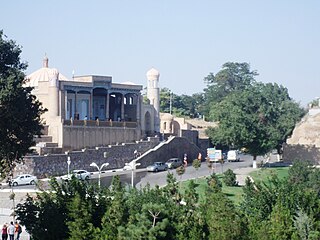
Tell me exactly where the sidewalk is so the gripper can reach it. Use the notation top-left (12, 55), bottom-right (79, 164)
top-left (234, 167), bottom-right (258, 186)
top-left (0, 207), bottom-right (31, 240)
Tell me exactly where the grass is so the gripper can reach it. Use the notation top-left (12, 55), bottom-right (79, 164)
top-left (179, 166), bottom-right (290, 205)
top-left (250, 167), bottom-right (289, 183)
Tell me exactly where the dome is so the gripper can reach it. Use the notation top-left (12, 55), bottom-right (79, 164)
top-left (146, 68), bottom-right (160, 78)
top-left (121, 81), bottom-right (137, 85)
top-left (24, 57), bottom-right (68, 87)
top-left (161, 113), bottom-right (174, 121)
top-left (24, 67), bottom-right (68, 87)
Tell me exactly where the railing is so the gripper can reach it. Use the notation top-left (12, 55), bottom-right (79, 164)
top-left (63, 119), bottom-right (137, 128)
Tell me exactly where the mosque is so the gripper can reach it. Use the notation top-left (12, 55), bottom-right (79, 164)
top-left (25, 57), bottom-right (161, 153)
top-left (17, 57), bottom-right (213, 177)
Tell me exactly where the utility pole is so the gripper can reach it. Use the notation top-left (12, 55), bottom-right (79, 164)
top-left (169, 91), bottom-right (172, 115)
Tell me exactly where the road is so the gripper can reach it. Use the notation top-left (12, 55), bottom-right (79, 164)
top-left (1, 153), bottom-right (264, 191)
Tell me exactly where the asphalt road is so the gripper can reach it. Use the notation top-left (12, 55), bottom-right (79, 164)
top-left (2, 153), bottom-right (268, 191)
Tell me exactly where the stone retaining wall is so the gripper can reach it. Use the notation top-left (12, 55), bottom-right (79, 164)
top-left (17, 137), bottom-right (159, 178)
top-left (15, 137), bottom-right (205, 178)
top-left (283, 143), bottom-right (320, 164)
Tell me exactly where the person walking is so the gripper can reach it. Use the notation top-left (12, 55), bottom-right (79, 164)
top-left (14, 222), bottom-right (21, 240)
top-left (1, 224), bottom-right (8, 240)
top-left (7, 222), bottom-right (14, 240)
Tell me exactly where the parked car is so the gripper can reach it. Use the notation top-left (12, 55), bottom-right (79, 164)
top-left (147, 162), bottom-right (168, 172)
top-left (9, 174), bottom-right (37, 186)
top-left (165, 158), bottom-right (182, 169)
top-left (227, 150), bottom-right (240, 162)
top-left (72, 170), bottom-right (91, 180)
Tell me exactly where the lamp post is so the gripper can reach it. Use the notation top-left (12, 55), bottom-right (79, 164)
top-left (67, 156), bottom-right (71, 179)
top-left (90, 162), bottom-right (109, 187)
top-left (169, 91), bottom-right (173, 115)
top-left (125, 160), bottom-right (141, 188)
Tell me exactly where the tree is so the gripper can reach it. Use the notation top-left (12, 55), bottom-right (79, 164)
top-left (118, 203), bottom-right (169, 239)
top-left (175, 180), bottom-right (206, 240)
top-left (203, 187), bottom-right (247, 239)
top-left (293, 209), bottom-right (320, 240)
top-left (67, 194), bottom-right (99, 240)
top-left (159, 88), bottom-right (204, 118)
top-left (268, 202), bottom-right (294, 239)
top-left (15, 177), bottom-right (109, 240)
top-left (0, 30), bottom-right (46, 177)
top-left (100, 176), bottom-right (127, 239)
top-left (207, 82), bottom-right (304, 164)
top-left (203, 62), bottom-right (257, 118)
top-left (223, 169), bottom-right (237, 186)
top-left (159, 87), bottom-right (172, 113)
top-left (192, 158), bottom-right (201, 180)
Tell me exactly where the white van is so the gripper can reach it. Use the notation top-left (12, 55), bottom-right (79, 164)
top-left (227, 150), bottom-right (240, 162)
top-left (213, 149), bottom-right (223, 162)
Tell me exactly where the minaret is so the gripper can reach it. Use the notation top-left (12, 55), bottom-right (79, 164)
top-left (43, 55), bottom-right (49, 68)
top-left (146, 68), bottom-right (160, 133)
top-left (46, 56), bottom-right (59, 117)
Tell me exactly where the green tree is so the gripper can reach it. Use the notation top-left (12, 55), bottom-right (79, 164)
top-left (223, 169), bottom-right (237, 186)
top-left (159, 87), bottom-right (172, 113)
top-left (101, 176), bottom-right (127, 239)
top-left (175, 180), bottom-right (206, 240)
top-left (203, 188), bottom-right (246, 239)
top-left (192, 158), bottom-right (201, 180)
top-left (67, 194), bottom-right (99, 240)
top-left (0, 30), bottom-right (46, 177)
top-left (203, 62), bottom-right (257, 118)
top-left (16, 177), bottom-right (109, 240)
top-left (159, 88), bottom-right (204, 118)
top-left (268, 202), bottom-right (294, 239)
top-left (207, 82), bottom-right (304, 163)
top-left (118, 203), bottom-right (169, 240)
top-left (293, 209), bottom-right (320, 240)
top-left (206, 173), bottom-right (222, 192)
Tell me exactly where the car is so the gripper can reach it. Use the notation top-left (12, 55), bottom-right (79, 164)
top-left (72, 170), bottom-right (91, 180)
top-left (9, 174), bottom-right (37, 186)
top-left (147, 162), bottom-right (168, 172)
top-left (227, 150), bottom-right (240, 162)
top-left (165, 158), bottom-right (182, 169)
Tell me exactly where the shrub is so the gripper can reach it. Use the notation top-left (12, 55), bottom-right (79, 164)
top-left (223, 169), bottom-right (237, 186)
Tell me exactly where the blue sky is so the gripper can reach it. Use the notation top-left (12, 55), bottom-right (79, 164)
top-left (1, 1), bottom-right (319, 106)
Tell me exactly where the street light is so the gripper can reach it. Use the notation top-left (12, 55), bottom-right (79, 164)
top-left (90, 162), bottom-right (109, 188)
top-left (67, 156), bottom-right (71, 179)
top-left (125, 160), bottom-right (141, 188)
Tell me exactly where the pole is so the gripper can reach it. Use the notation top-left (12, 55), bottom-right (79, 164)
top-left (11, 181), bottom-right (15, 221)
top-left (131, 169), bottom-right (134, 188)
top-left (169, 91), bottom-right (172, 115)
top-left (98, 169), bottom-right (101, 188)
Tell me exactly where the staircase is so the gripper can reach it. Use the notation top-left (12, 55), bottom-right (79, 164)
top-left (30, 125), bottom-right (63, 155)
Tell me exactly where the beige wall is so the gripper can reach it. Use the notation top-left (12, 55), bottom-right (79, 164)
top-left (62, 125), bottom-right (141, 150)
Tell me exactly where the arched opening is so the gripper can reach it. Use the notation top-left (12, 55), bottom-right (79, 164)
top-left (124, 93), bottom-right (138, 122)
top-left (109, 92), bottom-right (123, 121)
top-left (93, 88), bottom-right (108, 120)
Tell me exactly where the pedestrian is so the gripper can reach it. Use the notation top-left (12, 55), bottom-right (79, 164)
top-left (1, 224), bottom-right (8, 240)
top-left (14, 222), bottom-right (22, 240)
top-left (7, 222), bottom-right (14, 240)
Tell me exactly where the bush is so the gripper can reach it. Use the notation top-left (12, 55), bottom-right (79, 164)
top-left (223, 169), bottom-right (237, 186)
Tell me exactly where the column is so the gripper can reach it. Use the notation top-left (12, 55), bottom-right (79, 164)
top-left (106, 93), bottom-right (110, 120)
top-left (64, 91), bottom-right (68, 119)
top-left (74, 91), bottom-right (78, 119)
top-left (136, 94), bottom-right (140, 122)
top-left (121, 94), bottom-right (125, 121)
top-left (89, 91), bottom-right (93, 120)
